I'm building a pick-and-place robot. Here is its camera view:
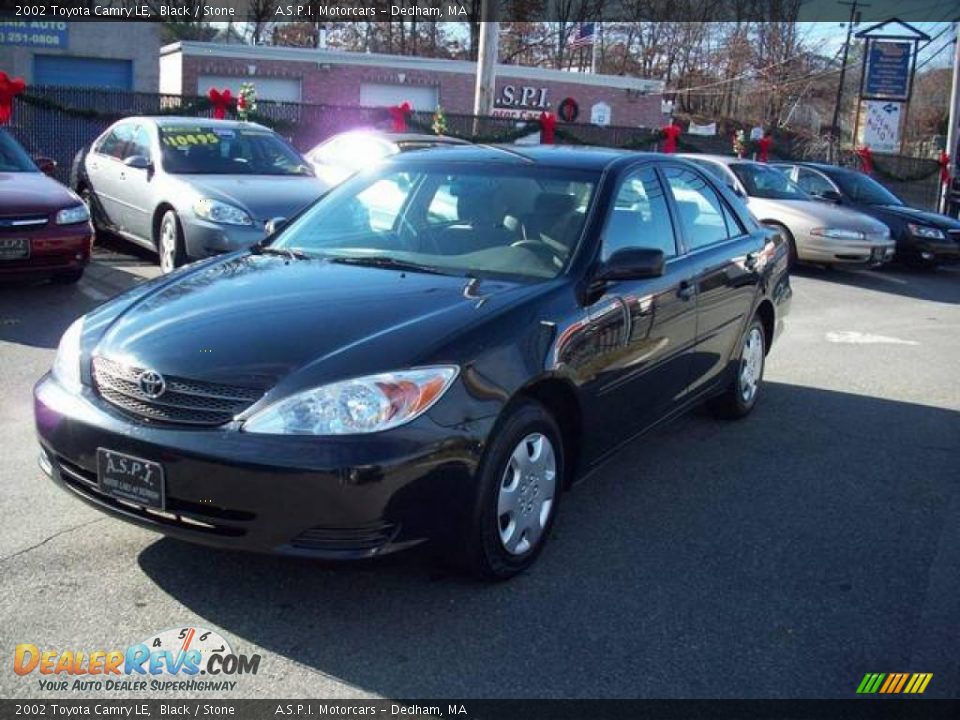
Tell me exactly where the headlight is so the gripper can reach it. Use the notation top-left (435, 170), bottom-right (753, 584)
top-left (907, 223), bottom-right (945, 239)
top-left (810, 227), bottom-right (864, 240)
top-left (52, 317), bottom-right (83, 392)
top-left (243, 366), bottom-right (459, 435)
top-left (56, 204), bottom-right (90, 225)
top-left (192, 198), bottom-right (253, 226)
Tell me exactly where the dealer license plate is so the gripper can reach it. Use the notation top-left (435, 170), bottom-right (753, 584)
top-left (0, 237), bottom-right (28, 260)
top-left (96, 449), bottom-right (165, 510)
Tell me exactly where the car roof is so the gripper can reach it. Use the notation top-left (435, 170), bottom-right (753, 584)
top-left (390, 144), bottom-right (654, 171)
top-left (678, 153), bottom-right (755, 167)
top-left (129, 116), bottom-right (272, 132)
top-left (785, 161), bottom-right (858, 176)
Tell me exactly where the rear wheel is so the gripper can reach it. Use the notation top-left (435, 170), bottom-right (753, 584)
top-left (460, 400), bottom-right (564, 580)
top-left (710, 317), bottom-right (766, 419)
top-left (158, 210), bottom-right (186, 274)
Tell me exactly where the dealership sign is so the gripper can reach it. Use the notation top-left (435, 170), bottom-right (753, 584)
top-left (864, 41), bottom-right (912, 100)
top-left (862, 100), bottom-right (902, 153)
top-left (497, 84), bottom-right (549, 110)
top-left (0, 21), bottom-right (68, 49)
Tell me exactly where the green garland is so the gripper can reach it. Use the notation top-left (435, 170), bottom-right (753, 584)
top-left (19, 92), bottom-right (293, 132)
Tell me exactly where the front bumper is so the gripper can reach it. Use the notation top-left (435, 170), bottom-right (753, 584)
top-left (797, 233), bottom-right (895, 266)
top-left (0, 222), bottom-right (93, 277)
top-left (896, 235), bottom-right (960, 265)
top-left (34, 373), bottom-right (492, 558)
top-left (180, 216), bottom-right (268, 261)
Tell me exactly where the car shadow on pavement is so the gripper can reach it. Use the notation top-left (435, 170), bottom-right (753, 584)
top-left (137, 382), bottom-right (960, 698)
top-left (0, 280), bottom-right (98, 349)
top-left (792, 264), bottom-right (960, 305)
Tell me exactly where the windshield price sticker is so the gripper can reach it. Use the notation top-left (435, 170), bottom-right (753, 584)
top-left (161, 131), bottom-right (220, 148)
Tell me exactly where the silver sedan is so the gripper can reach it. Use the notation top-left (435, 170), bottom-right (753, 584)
top-left (681, 154), bottom-right (894, 267)
top-left (75, 117), bottom-right (326, 273)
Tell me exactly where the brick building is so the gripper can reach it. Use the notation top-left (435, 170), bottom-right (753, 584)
top-left (160, 41), bottom-right (664, 128)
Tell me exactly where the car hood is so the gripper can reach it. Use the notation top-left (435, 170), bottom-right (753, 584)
top-left (177, 174), bottom-right (326, 223)
top-left (870, 204), bottom-right (960, 230)
top-left (0, 171), bottom-right (80, 215)
top-left (91, 253), bottom-right (538, 394)
top-left (747, 197), bottom-right (889, 235)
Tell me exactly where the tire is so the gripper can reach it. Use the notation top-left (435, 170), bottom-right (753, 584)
top-left (51, 269), bottom-right (84, 284)
top-left (158, 209), bottom-right (186, 274)
top-left (78, 186), bottom-right (99, 230)
top-left (709, 316), bottom-right (766, 420)
top-left (460, 400), bottom-right (564, 581)
top-left (768, 222), bottom-right (798, 269)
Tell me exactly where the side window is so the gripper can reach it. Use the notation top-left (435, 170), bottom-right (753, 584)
top-left (663, 167), bottom-right (732, 250)
top-left (688, 158), bottom-right (738, 192)
top-left (797, 168), bottom-right (836, 196)
top-left (602, 166), bottom-right (677, 261)
top-left (98, 124), bottom-right (135, 160)
top-left (127, 126), bottom-right (151, 160)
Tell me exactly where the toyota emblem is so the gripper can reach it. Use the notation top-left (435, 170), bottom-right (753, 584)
top-left (137, 370), bottom-right (166, 399)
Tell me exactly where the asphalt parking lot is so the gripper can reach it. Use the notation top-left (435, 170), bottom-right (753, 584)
top-left (1, 239), bottom-right (958, 700)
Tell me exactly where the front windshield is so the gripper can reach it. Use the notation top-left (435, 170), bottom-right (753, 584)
top-left (273, 163), bottom-right (599, 282)
top-left (730, 163), bottom-right (810, 200)
top-left (0, 130), bottom-right (38, 172)
top-left (159, 125), bottom-right (312, 176)
top-left (833, 171), bottom-right (903, 206)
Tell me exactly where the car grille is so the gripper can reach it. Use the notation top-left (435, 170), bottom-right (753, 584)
top-left (92, 356), bottom-right (264, 427)
top-left (0, 214), bottom-right (48, 232)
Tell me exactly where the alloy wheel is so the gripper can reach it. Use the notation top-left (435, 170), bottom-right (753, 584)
top-left (739, 327), bottom-right (764, 404)
top-left (497, 433), bottom-right (557, 556)
top-left (159, 217), bottom-right (177, 274)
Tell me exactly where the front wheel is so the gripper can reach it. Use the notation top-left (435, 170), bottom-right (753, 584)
top-left (710, 317), bottom-right (766, 419)
top-left (158, 210), bottom-right (186, 274)
top-left (460, 400), bottom-right (564, 580)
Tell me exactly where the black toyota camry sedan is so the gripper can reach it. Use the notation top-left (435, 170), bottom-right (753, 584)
top-left (35, 146), bottom-right (791, 579)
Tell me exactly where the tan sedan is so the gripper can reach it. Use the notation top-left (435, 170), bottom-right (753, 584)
top-left (681, 154), bottom-right (894, 267)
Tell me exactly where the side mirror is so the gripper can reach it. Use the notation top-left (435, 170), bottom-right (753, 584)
top-left (595, 248), bottom-right (665, 282)
top-left (819, 189), bottom-right (842, 203)
top-left (265, 217), bottom-right (287, 236)
top-left (34, 156), bottom-right (57, 176)
top-left (123, 155), bottom-right (152, 170)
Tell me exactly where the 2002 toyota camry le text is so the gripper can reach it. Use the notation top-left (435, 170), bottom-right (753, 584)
top-left (34, 146), bottom-right (791, 579)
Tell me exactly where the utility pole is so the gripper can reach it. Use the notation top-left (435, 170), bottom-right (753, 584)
top-left (472, 0), bottom-right (499, 120)
top-left (942, 22), bottom-right (960, 214)
top-left (831, 0), bottom-right (869, 159)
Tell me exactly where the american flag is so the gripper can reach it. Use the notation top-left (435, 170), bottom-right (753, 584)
top-left (568, 23), bottom-right (596, 49)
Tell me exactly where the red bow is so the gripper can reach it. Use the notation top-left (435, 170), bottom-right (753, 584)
top-left (758, 136), bottom-right (773, 162)
top-left (939, 151), bottom-right (951, 186)
top-left (207, 88), bottom-right (233, 120)
top-left (0, 71), bottom-right (26, 125)
top-left (388, 102), bottom-right (412, 132)
top-left (855, 146), bottom-right (873, 175)
top-left (539, 112), bottom-right (557, 144)
top-left (661, 123), bottom-right (681, 153)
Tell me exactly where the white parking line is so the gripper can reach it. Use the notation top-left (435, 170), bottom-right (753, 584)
top-left (825, 331), bottom-right (919, 346)
top-left (79, 285), bottom-right (109, 302)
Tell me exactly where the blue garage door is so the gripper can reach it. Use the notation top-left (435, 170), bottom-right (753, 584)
top-left (34, 55), bottom-right (133, 90)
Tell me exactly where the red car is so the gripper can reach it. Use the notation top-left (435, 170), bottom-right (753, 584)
top-left (0, 129), bottom-right (93, 283)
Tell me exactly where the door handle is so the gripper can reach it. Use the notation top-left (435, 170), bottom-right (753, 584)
top-left (677, 280), bottom-right (694, 301)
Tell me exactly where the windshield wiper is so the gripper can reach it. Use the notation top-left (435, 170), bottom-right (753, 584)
top-left (250, 245), bottom-right (310, 261)
top-left (326, 255), bottom-right (451, 276)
